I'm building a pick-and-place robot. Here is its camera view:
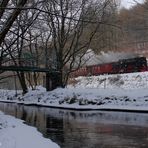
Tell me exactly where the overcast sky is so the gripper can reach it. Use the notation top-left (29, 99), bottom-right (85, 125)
top-left (121, 0), bottom-right (144, 8)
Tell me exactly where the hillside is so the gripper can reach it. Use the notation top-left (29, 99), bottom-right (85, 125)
top-left (69, 72), bottom-right (148, 90)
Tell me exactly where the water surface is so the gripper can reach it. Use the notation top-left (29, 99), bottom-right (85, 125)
top-left (0, 103), bottom-right (148, 148)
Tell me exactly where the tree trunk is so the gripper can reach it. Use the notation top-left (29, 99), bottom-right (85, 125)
top-left (56, 71), bottom-right (64, 88)
top-left (0, 0), bottom-right (27, 45)
top-left (18, 72), bottom-right (28, 94)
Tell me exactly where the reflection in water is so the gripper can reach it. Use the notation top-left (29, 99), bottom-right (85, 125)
top-left (0, 103), bottom-right (148, 148)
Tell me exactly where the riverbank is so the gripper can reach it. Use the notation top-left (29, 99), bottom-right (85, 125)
top-left (1, 72), bottom-right (148, 112)
top-left (0, 111), bottom-right (59, 148)
top-left (0, 87), bottom-right (148, 112)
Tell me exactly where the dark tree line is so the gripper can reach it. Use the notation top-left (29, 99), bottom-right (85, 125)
top-left (117, 0), bottom-right (148, 51)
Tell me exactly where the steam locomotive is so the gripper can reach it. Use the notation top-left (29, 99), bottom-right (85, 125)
top-left (71, 57), bottom-right (147, 77)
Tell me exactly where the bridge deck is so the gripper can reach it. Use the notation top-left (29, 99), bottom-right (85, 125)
top-left (0, 66), bottom-right (52, 72)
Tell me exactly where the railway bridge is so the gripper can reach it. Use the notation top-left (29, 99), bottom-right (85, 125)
top-left (0, 65), bottom-right (60, 91)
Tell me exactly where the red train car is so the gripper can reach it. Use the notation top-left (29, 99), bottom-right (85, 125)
top-left (71, 56), bottom-right (147, 77)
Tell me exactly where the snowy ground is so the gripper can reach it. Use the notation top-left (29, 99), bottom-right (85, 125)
top-left (0, 111), bottom-right (59, 148)
top-left (0, 72), bottom-right (148, 111)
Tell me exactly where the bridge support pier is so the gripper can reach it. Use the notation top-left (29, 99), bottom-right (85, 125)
top-left (46, 72), bottom-right (60, 91)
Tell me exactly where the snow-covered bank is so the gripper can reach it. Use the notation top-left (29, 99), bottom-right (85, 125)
top-left (1, 87), bottom-right (148, 111)
top-left (1, 72), bottom-right (148, 111)
top-left (0, 111), bottom-right (60, 148)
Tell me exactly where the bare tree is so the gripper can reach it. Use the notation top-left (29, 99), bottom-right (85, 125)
top-left (1, 0), bottom-right (40, 94)
top-left (25, 29), bottom-right (45, 89)
top-left (41, 0), bottom-right (117, 88)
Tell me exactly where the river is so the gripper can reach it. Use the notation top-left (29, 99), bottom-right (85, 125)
top-left (0, 103), bottom-right (148, 148)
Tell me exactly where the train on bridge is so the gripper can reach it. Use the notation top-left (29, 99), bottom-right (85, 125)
top-left (71, 56), bottom-right (148, 77)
